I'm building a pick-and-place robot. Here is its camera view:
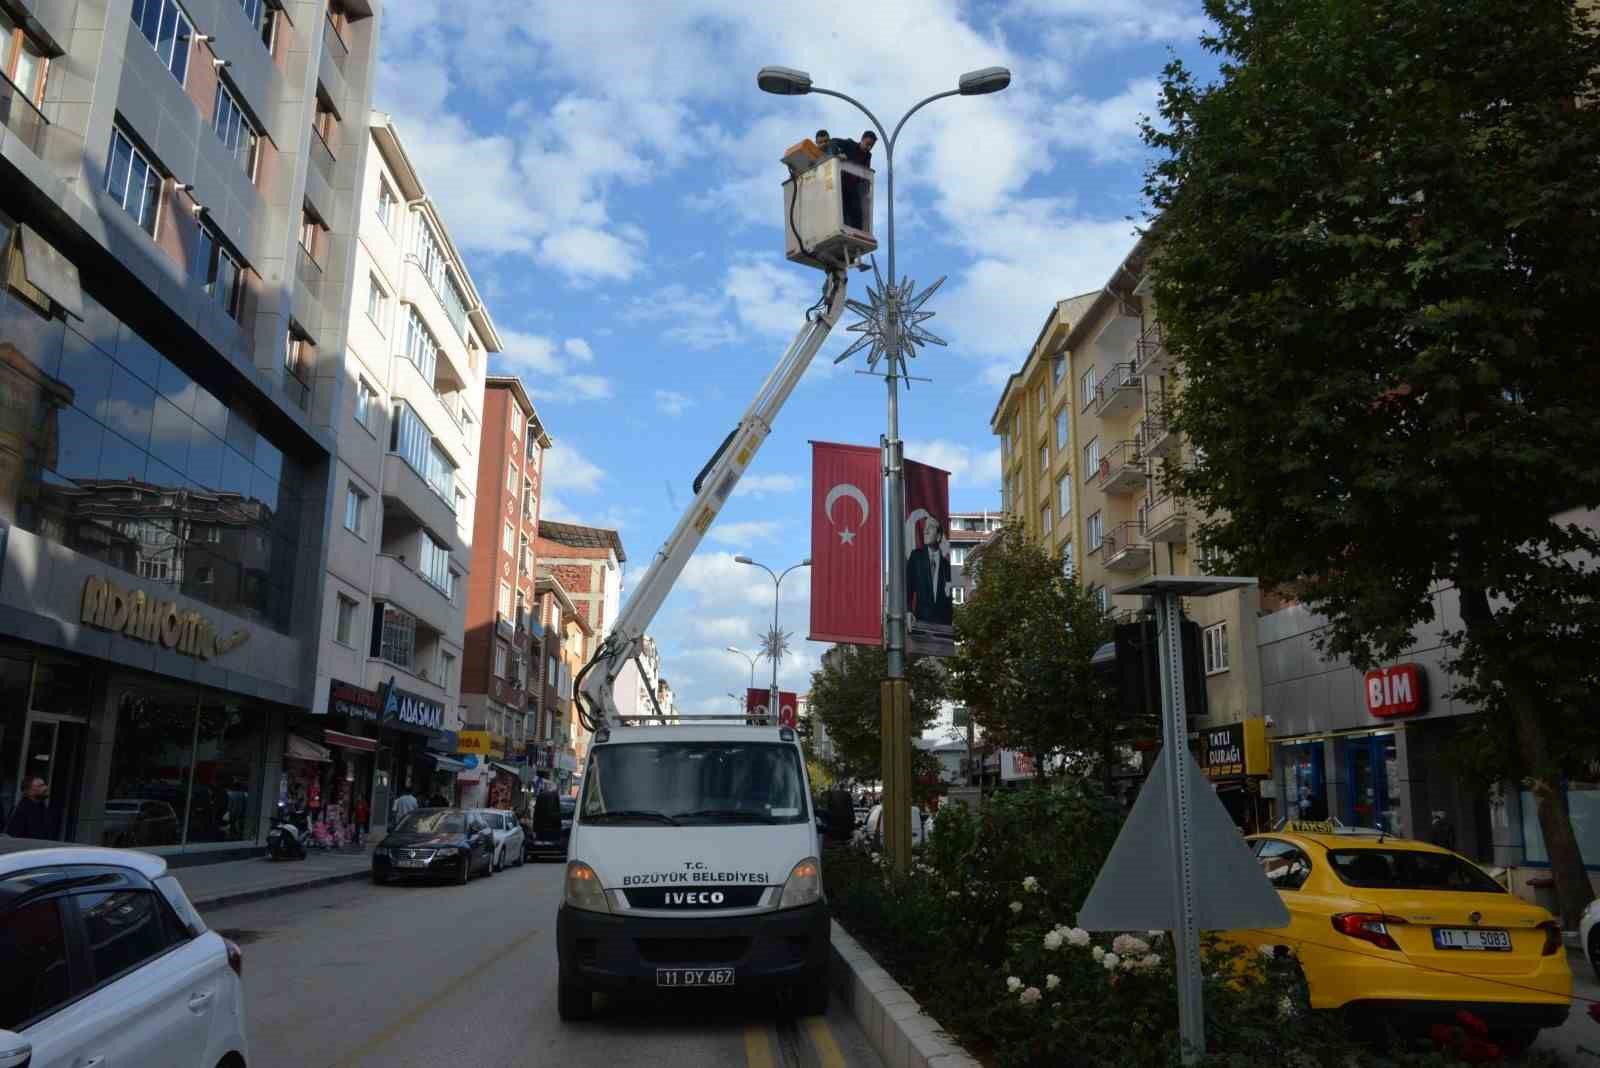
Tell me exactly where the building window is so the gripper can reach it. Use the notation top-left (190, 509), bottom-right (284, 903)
top-left (132, 0), bottom-right (193, 85)
top-left (506, 462), bottom-right (519, 495)
top-left (374, 603), bottom-right (416, 669)
top-left (376, 178), bottom-right (396, 231)
top-left (412, 216), bottom-right (470, 339)
top-left (1052, 356), bottom-right (1065, 385)
top-left (1096, 586), bottom-right (1110, 613)
top-left (1080, 366), bottom-right (1096, 411)
top-left (343, 483), bottom-right (366, 536)
top-left (493, 641), bottom-right (509, 679)
top-left (212, 81), bottom-right (259, 180)
top-left (106, 129), bottom-right (162, 238)
top-left (502, 520), bottom-right (514, 554)
top-left (1035, 383), bottom-right (1046, 416)
top-left (1039, 443), bottom-right (1049, 476)
top-left (498, 581), bottom-right (512, 619)
top-left (1061, 542), bottom-right (1075, 579)
top-left (510, 412), bottom-right (521, 439)
top-left (389, 401), bottom-right (456, 505)
top-left (401, 306), bottom-right (441, 386)
top-left (1087, 510), bottom-right (1103, 551)
top-left (1040, 502), bottom-right (1051, 534)
top-left (439, 651), bottom-right (455, 690)
top-left (951, 546), bottom-right (967, 566)
top-left (953, 586), bottom-right (965, 606)
top-left (193, 224), bottom-right (244, 320)
top-left (1203, 622), bottom-right (1230, 675)
top-left (334, 594), bottom-right (358, 645)
top-left (235, 0), bottom-right (265, 35)
top-left (1056, 408), bottom-right (1068, 450)
top-left (367, 275), bottom-right (389, 333)
top-left (454, 488), bottom-right (467, 517)
top-left (1, 8), bottom-right (49, 104)
top-left (355, 378), bottom-right (377, 431)
top-left (420, 532), bottom-right (452, 596)
top-left (1083, 436), bottom-right (1100, 481)
top-left (1058, 473), bottom-right (1072, 517)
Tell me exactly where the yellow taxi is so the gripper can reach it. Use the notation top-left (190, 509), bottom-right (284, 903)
top-left (1230, 824), bottom-right (1571, 1042)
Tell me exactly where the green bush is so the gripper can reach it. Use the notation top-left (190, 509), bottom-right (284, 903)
top-left (824, 777), bottom-right (1566, 1067)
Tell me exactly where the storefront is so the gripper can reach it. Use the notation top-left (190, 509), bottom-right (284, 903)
top-left (1195, 718), bottom-right (1271, 833)
top-left (375, 680), bottom-right (450, 817)
top-left (280, 679), bottom-right (385, 846)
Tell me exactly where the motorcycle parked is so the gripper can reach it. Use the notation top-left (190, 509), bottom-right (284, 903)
top-left (267, 802), bottom-right (308, 860)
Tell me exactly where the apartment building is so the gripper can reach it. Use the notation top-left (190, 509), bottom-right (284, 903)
top-left (613, 633), bottom-right (662, 718)
top-left (457, 376), bottom-right (546, 798)
top-left (537, 519), bottom-right (625, 654)
top-left (948, 510), bottom-right (1004, 604)
top-left (530, 570), bottom-right (586, 791)
top-left (0, 0), bottom-right (390, 855)
top-left (991, 238), bottom-right (1263, 740)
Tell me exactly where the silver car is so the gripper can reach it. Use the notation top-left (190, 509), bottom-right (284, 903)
top-left (474, 809), bottom-right (526, 871)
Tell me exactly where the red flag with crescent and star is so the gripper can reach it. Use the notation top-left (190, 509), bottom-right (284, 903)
top-left (808, 441), bottom-right (882, 646)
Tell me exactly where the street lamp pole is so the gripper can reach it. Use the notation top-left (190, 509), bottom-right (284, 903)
top-left (758, 64), bottom-right (1011, 872)
top-left (724, 646), bottom-right (759, 693)
top-left (735, 556), bottom-right (810, 723)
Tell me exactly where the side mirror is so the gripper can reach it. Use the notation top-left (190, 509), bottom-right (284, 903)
top-left (0, 1031), bottom-right (32, 1068)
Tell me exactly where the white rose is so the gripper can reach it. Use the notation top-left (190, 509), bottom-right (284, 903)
top-left (1091, 945), bottom-right (1105, 962)
top-left (1022, 875), bottom-right (1040, 893)
top-left (1101, 953), bottom-right (1120, 971)
top-left (1006, 975), bottom-right (1023, 993)
top-left (1112, 935), bottom-right (1150, 957)
top-left (1066, 927), bottom-right (1092, 948)
top-left (948, 890), bottom-right (960, 899)
top-left (1142, 953), bottom-right (1162, 969)
top-left (1019, 986), bottom-right (1043, 1007)
top-left (1046, 973), bottom-right (1061, 991)
top-left (1009, 900), bottom-right (1023, 915)
top-left (1043, 930), bottom-right (1064, 951)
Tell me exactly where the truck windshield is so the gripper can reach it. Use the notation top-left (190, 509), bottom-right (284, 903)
top-left (581, 742), bottom-right (809, 826)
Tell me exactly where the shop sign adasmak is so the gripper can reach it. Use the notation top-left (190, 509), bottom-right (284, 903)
top-left (378, 676), bottom-right (445, 736)
top-left (81, 575), bottom-right (249, 660)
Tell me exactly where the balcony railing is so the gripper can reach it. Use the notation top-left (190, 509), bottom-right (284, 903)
top-left (1101, 520), bottom-right (1151, 572)
top-left (1133, 320), bottom-right (1169, 375)
top-left (296, 243), bottom-right (323, 293)
top-left (1137, 406), bottom-right (1179, 459)
top-left (1142, 490), bottom-right (1189, 544)
top-left (1093, 362), bottom-right (1142, 418)
top-left (323, 12), bottom-right (349, 72)
top-left (0, 71), bottom-right (48, 156)
top-left (309, 126), bottom-right (336, 183)
top-left (1095, 439), bottom-right (1148, 496)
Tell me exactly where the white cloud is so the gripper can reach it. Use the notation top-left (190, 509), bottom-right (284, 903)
top-left (542, 452), bottom-right (606, 494)
top-left (732, 473), bottom-right (801, 498)
top-left (655, 390), bottom-right (692, 417)
top-left (496, 331), bottom-right (616, 403)
top-left (498, 329), bottom-right (563, 376)
top-left (707, 520), bottom-right (780, 546)
top-left (564, 338), bottom-right (595, 362)
top-left (560, 374), bottom-right (615, 401)
top-left (905, 438), bottom-right (1004, 490)
top-left (1047, 78), bottom-right (1162, 164)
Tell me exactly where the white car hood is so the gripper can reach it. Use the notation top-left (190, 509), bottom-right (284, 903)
top-left (573, 822), bottom-right (815, 892)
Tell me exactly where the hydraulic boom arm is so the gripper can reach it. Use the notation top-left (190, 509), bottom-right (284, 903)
top-left (575, 267), bottom-right (851, 731)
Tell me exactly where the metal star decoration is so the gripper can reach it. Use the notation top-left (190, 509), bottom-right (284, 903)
top-left (836, 256), bottom-right (948, 379)
top-left (760, 626), bottom-right (791, 664)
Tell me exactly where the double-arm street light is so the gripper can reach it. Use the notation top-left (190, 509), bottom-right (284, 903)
top-left (724, 646), bottom-right (759, 693)
top-left (758, 63), bottom-right (1011, 871)
top-left (735, 555), bottom-right (810, 724)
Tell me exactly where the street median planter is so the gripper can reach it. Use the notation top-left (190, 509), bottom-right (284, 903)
top-left (829, 918), bottom-right (980, 1068)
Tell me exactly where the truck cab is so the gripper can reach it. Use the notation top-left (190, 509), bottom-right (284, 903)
top-left (555, 718), bottom-right (828, 1019)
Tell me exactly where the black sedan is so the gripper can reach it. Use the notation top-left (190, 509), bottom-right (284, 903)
top-left (372, 808), bottom-right (495, 885)
top-left (524, 796), bottom-right (575, 861)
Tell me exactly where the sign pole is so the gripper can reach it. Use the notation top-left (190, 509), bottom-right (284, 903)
top-left (1154, 591), bottom-right (1204, 1063)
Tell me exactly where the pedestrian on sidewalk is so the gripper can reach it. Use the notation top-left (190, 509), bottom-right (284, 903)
top-left (353, 796), bottom-right (369, 844)
top-left (393, 786), bottom-right (417, 825)
top-left (5, 776), bottom-right (54, 839)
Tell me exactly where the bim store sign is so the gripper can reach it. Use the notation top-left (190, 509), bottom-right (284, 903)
top-left (1365, 663), bottom-right (1425, 718)
top-left (379, 678), bottom-right (446, 738)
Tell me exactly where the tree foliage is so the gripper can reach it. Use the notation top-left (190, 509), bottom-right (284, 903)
top-left (806, 644), bottom-right (946, 785)
top-left (947, 521), bottom-right (1122, 773)
top-left (1144, 0), bottom-right (1600, 921)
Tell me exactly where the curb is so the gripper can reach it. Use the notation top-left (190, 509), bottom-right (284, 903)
top-left (190, 868), bottom-right (372, 912)
top-left (828, 919), bottom-right (980, 1068)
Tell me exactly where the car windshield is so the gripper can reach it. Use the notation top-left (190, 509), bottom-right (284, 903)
top-left (394, 810), bottom-right (464, 834)
top-left (581, 741), bottom-right (809, 825)
top-left (1327, 848), bottom-right (1505, 894)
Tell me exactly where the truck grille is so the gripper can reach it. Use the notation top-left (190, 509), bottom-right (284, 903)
top-left (634, 937), bottom-right (750, 964)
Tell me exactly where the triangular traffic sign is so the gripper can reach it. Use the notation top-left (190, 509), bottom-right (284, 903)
top-left (1078, 747), bottom-right (1289, 932)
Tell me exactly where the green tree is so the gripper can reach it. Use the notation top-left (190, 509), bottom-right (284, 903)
top-left (806, 645), bottom-right (946, 786)
top-left (947, 521), bottom-right (1123, 776)
top-left (1144, 0), bottom-right (1600, 923)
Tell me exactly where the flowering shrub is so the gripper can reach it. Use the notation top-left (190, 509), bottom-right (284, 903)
top-left (825, 777), bottom-right (1563, 1067)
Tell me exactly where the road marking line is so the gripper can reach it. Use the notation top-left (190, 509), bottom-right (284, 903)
top-left (328, 925), bottom-right (542, 1068)
top-left (744, 1023), bottom-right (777, 1068)
top-left (803, 1014), bottom-right (847, 1068)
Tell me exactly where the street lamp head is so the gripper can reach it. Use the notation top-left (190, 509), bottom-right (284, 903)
top-left (734, 555), bottom-right (756, 566)
top-left (758, 66), bottom-right (813, 95)
top-left (801, 557), bottom-right (812, 567)
top-left (958, 66), bottom-right (1012, 96)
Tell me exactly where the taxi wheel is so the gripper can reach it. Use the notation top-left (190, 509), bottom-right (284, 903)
top-left (558, 979), bottom-right (594, 1022)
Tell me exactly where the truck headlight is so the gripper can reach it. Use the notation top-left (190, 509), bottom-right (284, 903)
top-left (564, 861), bottom-right (611, 913)
top-left (779, 857), bottom-right (822, 910)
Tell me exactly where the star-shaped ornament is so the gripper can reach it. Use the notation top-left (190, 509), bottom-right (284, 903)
top-left (836, 257), bottom-right (947, 381)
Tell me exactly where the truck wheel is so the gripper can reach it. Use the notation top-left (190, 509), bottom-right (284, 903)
top-left (558, 979), bottom-right (593, 1021)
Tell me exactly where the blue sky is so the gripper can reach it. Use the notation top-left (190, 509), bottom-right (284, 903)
top-left (374, 1), bottom-right (1218, 717)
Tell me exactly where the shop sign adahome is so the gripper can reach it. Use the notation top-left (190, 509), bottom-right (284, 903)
top-left (80, 575), bottom-right (249, 660)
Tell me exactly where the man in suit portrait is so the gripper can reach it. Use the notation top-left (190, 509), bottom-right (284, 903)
top-left (906, 515), bottom-right (953, 628)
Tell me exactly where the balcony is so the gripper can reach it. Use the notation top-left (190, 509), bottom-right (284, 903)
top-left (1093, 362), bottom-right (1142, 420)
top-left (1138, 407), bottom-right (1179, 459)
top-left (322, 12), bottom-right (349, 74)
top-left (401, 266), bottom-right (470, 389)
top-left (310, 127), bottom-right (336, 184)
top-left (1093, 294), bottom-right (1143, 352)
top-left (1, 71), bottom-right (47, 156)
top-left (1142, 491), bottom-right (1188, 544)
top-left (295, 243), bottom-right (323, 294)
top-left (1101, 520), bottom-right (1151, 573)
top-left (372, 553), bottom-right (458, 635)
top-left (1095, 439), bottom-right (1148, 496)
top-left (392, 353), bottom-right (471, 458)
top-left (1133, 321), bottom-right (1170, 376)
top-left (382, 455), bottom-right (463, 554)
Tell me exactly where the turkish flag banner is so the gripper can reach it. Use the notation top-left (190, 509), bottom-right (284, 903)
top-left (747, 688), bottom-right (799, 728)
top-left (809, 441), bottom-right (882, 646)
top-left (904, 457), bottom-right (955, 657)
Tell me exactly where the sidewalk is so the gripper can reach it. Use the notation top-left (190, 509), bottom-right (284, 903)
top-left (175, 848), bottom-right (373, 911)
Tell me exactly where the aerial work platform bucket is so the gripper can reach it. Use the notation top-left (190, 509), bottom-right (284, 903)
top-left (782, 154), bottom-right (877, 271)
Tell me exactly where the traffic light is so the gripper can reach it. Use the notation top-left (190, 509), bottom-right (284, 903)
top-left (1095, 617), bottom-right (1210, 724)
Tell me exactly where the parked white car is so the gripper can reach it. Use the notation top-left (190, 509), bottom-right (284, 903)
top-left (853, 803), bottom-right (926, 849)
top-left (475, 809), bottom-right (526, 871)
top-left (0, 837), bottom-right (249, 1068)
top-left (1581, 896), bottom-right (1600, 979)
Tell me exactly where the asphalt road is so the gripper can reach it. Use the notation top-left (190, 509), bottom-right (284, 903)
top-left (202, 858), bottom-right (884, 1068)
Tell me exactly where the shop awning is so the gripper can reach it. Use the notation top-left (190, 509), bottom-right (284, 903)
top-left (324, 730), bottom-right (378, 753)
top-left (489, 761), bottom-right (522, 778)
top-left (430, 754), bottom-right (469, 774)
top-left (286, 735), bottom-right (331, 763)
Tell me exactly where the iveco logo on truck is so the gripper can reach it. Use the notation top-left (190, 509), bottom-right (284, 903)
top-left (667, 891), bottom-right (725, 905)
